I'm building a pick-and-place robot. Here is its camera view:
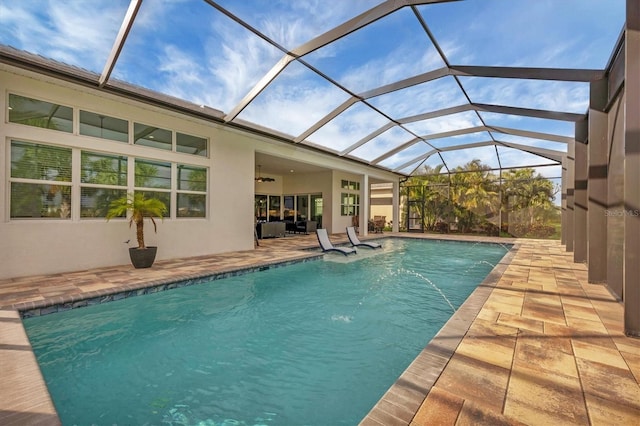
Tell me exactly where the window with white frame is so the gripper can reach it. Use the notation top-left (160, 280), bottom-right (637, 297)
top-left (340, 179), bottom-right (360, 216)
top-left (79, 110), bottom-right (129, 143)
top-left (133, 123), bottom-right (172, 151)
top-left (177, 164), bottom-right (207, 217)
top-left (134, 158), bottom-right (172, 214)
top-left (341, 192), bottom-right (360, 216)
top-left (9, 93), bottom-right (209, 158)
top-left (7, 141), bottom-right (208, 220)
top-left (177, 132), bottom-right (208, 157)
top-left (341, 179), bottom-right (360, 191)
top-left (6, 94), bottom-right (210, 220)
top-left (9, 140), bottom-right (72, 219)
top-left (80, 151), bottom-right (128, 218)
top-left (8, 94), bottom-right (73, 133)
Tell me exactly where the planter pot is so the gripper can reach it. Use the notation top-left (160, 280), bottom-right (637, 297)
top-left (129, 246), bottom-right (157, 268)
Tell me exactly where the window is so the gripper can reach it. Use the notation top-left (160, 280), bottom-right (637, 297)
top-left (80, 152), bottom-right (128, 218)
top-left (6, 94), bottom-right (210, 219)
top-left (341, 179), bottom-right (360, 191)
top-left (80, 111), bottom-right (128, 143)
top-left (340, 179), bottom-right (360, 216)
top-left (10, 141), bottom-right (72, 218)
top-left (132, 124), bottom-right (208, 157)
top-left (341, 193), bottom-right (360, 216)
top-left (8, 94), bottom-right (72, 133)
top-left (311, 194), bottom-right (323, 227)
top-left (177, 132), bottom-right (208, 157)
top-left (135, 159), bottom-right (171, 189)
top-left (133, 123), bottom-right (172, 150)
top-left (283, 195), bottom-right (296, 221)
top-left (296, 195), bottom-right (309, 221)
top-left (268, 195), bottom-right (281, 221)
top-left (255, 195), bottom-right (267, 221)
top-left (177, 165), bottom-right (207, 218)
top-left (135, 159), bottom-right (171, 212)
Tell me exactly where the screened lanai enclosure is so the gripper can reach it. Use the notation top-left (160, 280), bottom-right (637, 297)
top-left (400, 162), bottom-right (562, 238)
top-left (0, 0), bottom-right (622, 176)
top-left (1, 1), bottom-right (638, 333)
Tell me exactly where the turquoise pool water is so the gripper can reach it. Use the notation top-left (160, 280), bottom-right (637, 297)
top-left (24, 238), bottom-right (509, 426)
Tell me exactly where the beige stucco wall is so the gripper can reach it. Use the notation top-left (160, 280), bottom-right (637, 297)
top-left (0, 65), bottom-right (399, 278)
top-left (370, 183), bottom-right (393, 227)
top-left (0, 66), bottom-right (257, 278)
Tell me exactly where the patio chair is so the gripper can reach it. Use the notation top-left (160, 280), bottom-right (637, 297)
top-left (346, 226), bottom-right (382, 249)
top-left (316, 229), bottom-right (356, 256)
top-left (373, 216), bottom-right (386, 233)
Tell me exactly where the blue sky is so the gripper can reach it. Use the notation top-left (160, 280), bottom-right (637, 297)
top-left (0, 0), bottom-right (627, 178)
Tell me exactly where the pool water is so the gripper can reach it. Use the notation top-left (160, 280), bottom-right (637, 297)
top-left (24, 238), bottom-right (509, 426)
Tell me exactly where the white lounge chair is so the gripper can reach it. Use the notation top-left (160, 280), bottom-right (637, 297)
top-left (346, 226), bottom-right (382, 249)
top-left (316, 229), bottom-right (356, 256)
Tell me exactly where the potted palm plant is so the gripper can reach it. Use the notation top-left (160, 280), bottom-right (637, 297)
top-left (106, 192), bottom-right (168, 268)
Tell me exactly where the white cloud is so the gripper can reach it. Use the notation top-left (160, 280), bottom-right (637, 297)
top-left (369, 76), bottom-right (466, 119)
top-left (460, 77), bottom-right (589, 113)
top-left (307, 103), bottom-right (389, 152)
top-left (350, 126), bottom-right (417, 161)
top-left (238, 73), bottom-right (351, 137)
top-left (0, 1), bottom-right (125, 72)
top-left (205, 27), bottom-right (283, 110)
top-left (405, 111), bottom-right (483, 137)
top-left (441, 146), bottom-right (500, 169)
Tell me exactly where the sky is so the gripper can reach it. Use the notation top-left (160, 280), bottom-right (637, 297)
top-left (0, 0), bottom-right (627, 180)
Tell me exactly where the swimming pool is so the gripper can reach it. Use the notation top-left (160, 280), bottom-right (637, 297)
top-left (24, 238), bottom-right (509, 425)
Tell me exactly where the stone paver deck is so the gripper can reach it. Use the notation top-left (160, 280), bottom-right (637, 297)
top-left (1, 233), bottom-right (638, 425)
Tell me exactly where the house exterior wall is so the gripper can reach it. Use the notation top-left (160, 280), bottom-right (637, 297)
top-left (370, 183), bottom-right (393, 228)
top-left (0, 65), bottom-right (399, 279)
top-left (0, 67), bottom-right (255, 278)
top-left (332, 170), bottom-right (365, 233)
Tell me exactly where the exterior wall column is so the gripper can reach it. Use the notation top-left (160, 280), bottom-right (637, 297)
top-left (624, 0), bottom-right (640, 336)
top-left (561, 156), bottom-right (568, 245)
top-left (574, 120), bottom-right (588, 263)
top-left (588, 79), bottom-right (609, 283)
top-left (362, 174), bottom-right (370, 236)
top-left (565, 140), bottom-right (575, 252)
top-left (392, 180), bottom-right (400, 232)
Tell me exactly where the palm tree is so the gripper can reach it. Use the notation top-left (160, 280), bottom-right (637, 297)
top-left (403, 164), bottom-right (452, 231)
top-left (106, 193), bottom-right (167, 249)
top-left (450, 160), bottom-right (498, 232)
top-left (502, 168), bottom-right (557, 228)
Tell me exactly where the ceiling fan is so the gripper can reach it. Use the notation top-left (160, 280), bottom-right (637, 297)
top-left (255, 165), bottom-right (275, 183)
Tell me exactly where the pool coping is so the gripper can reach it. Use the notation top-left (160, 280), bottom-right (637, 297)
top-left (14, 254), bottom-right (323, 318)
top-left (359, 241), bottom-right (519, 425)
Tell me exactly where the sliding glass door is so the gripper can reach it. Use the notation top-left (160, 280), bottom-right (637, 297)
top-left (283, 195), bottom-right (295, 222)
top-left (311, 194), bottom-right (323, 227)
top-left (268, 195), bottom-right (281, 221)
top-left (296, 195), bottom-right (308, 221)
top-left (255, 195), bottom-right (267, 221)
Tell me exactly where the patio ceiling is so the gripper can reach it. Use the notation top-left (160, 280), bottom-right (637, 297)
top-left (0, 0), bottom-right (626, 178)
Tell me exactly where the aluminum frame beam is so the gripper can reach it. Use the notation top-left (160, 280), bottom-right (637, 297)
top-left (289, 0), bottom-right (460, 58)
top-left (488, 126), bottom-right (573, 144)
top-left (224, 54), bottom-right (296, 122)
top-left (498, 141), bottom-right (564, 163)
top-left (450, 65), bottom-right (605, 82)
top-left (99, 0), bottom-right (142, 86)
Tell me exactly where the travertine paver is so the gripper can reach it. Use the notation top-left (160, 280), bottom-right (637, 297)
top-left (0, 310), bottom-right (60, 426)
top-left (382, 238), bottom-right (640, 426)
